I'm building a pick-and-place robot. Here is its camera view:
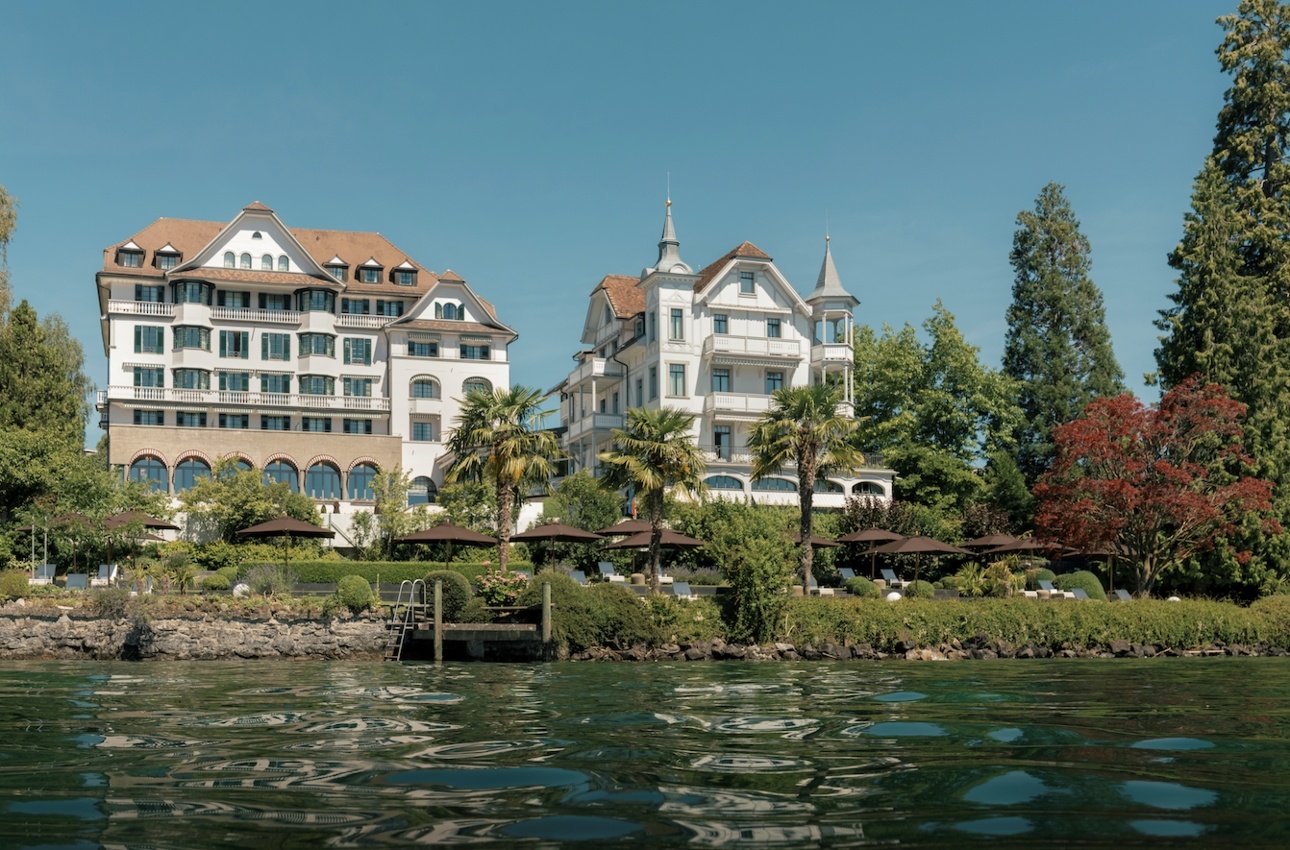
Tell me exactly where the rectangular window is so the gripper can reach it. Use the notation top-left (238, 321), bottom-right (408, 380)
top-left (260, 372), bottom-right (291, 394)
top-left (343, 418), bottom-right (373, 435)
top-left (261, 415), bottom-right (290, 431)
top-left (648, 366), bottom-right (658, 400)
top-left (328, 265), bottom-right (348, 282)
top-left (299, 375), bottom-right (334, 396)
top-left (172, 369), bottom-right (210, 390)
top-left (375, 299), bottom-right (404, 317)
top-left (766, 318), bottom-right (781, 339)
top-left (739, 270), bottom-right (755, 294)
top-left (396, 270), bottom-right (415, 286)
top-left (634, 316), bottom-right (645, 338)
top-left (712, 367), bottom-right (731, 393)
top-left (648, 311), bottom-right (657, 343)
top-left (262, 332), bottom-right (291, 361)
top-left (408, 340), bottom-right (438, 357)
top-left (299, 290), bottom-right (335, 312)
top-left (219, 330), bottom-right (249, 359)
top-left (132, 366), bottom-right (164, 388)
top-left (173, 281), bottom-right (211, 305)
top-left (217, 290), bottom-right (249, 308)
top-left (259, 293), bottom-right (290, 312)
top-left (341, 298), bottom-right (370, 314)
top-left (156, 253), bottom-right (177, 270)
top-left (668, 364), bottom-right (686, 397)
top-left (343, 337), bottom-right (372, 365)
top-left (412, 421), bottom-right (435, 442)
top-left (172, 326), bottom-right (210, 351)
top-left (342, 377), bottom-right (372, 397)
top-left (218, 371), bottom-right (250, 392)
top-left (175, 411), bottom-right (207, 428)
top-left (713, 314), bottom-right (728, 335)
top-left (669, 308), bottom-right (684, 340)
top-left (635, 377), bottom-right (643, 407)
top-left (134, 284), bottom-right (163, 303)
top-left (301, 416), bottom-right (332, 433)
top-left (134, 325), bottom-right (164, 354)
top-left (460, 343), bottom-right (490, 360)
top-left (714, 425), bottom-right (732, 460)
top-left (299, 333), bottom-right (335, 357)
top-left (133, 409), bottom-right (164, 426)
top-left (218, 413), bottom-right (249, 429)
top-left (119, 250), bottom-right (143, 268)
top-left (766, 370), bottom-right (784, 394)
top-left (360, 268), bottom-right (380, 283)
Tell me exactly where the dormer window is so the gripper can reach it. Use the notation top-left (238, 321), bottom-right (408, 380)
top-left (359, 258), bottom-right (382, 284)
top-left (326, 256), bottom-right (348, 282)
top-left (434, 302), bottom-right (461, 320)
top-left (739, 270), bottom-right (755, 294)
top-left (155, 243), bottom-right (180, 270)
top-left (117, 241), bottom-right (144, 268)
top-left (392, 260), bottom-right (417, 286)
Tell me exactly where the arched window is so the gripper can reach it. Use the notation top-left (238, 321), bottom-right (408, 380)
top-left (305, 462), bottom-right (341, 499)
top-left (240, 252), bottom-right (251, 269)
top-left (813, 479), bottom-right (844, 493)
top-left (261, 254), bottom-right (273, 271)
top-left (278, 255), bottom-right (289, 272)
top-left (408, 476), bottom-right (437, 505)
top-left (853, 481), bottom-right (885, 497)
top-left (443, 303), bottom-right (458, 320)
top-left (751, 477), bottom-right (797, 492)
top-left (347, 463), bottom-right (378, 501)
top-left (223, 251), bottom-right (235, 269)
top-left (263, 460), bottom-right (299, 492)
top-left (704, 475), bottom-right (744, 491)
top-left (411, 377), bottom-right (438, 398)
top-left (173, 458), bottom-right (211, 492)
top-left (128, 456), bottom-right (168, 492)
top-left (463, 378), bottom-right (491, 396)
top-left (234, 458), bottom-right (253, 473)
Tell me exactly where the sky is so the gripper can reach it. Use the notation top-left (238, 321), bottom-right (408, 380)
top-left (2, 1), bottom-right (1237, 446)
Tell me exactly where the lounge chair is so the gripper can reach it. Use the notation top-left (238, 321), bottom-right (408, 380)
top-left (1038, 579), bottom-right (1075, 599)
top-left (568, 569), bottom-right (588, 586)
top-left (1070, 587), bottom-right (1091, 600)
top-left (29, 564), bottom-right (56, 586)
top-left (671, 581), bottom-right (694, 599)
top-left (91, 564), bottom-right (118, 588)
top-left (838, 567), bottom-right (857, 582)
top-left (1112, 588), bottom-right (1132, 602)
top-left (64, 573), bottom-right (88, 591)
top-left (596, 561), bottom-right (626, 583)
top-left (131, 575), bottom-right (153, 596)
top-left (880, 568), bottom-right (907, 589)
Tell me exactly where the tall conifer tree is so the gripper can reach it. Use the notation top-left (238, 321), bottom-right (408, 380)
top-left (1004, 182), bottom-right (1123, 485)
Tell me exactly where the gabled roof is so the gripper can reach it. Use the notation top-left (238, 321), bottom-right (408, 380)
top-left (694, 241), bottom-right (772, 292)
top-left (593, 274), bottom-right (644, 318)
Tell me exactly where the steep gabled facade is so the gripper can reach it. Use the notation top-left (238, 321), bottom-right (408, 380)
top-left (95, 202), bottom-right (514, 512)
top-left (554, 202), bottom-right (894, 507)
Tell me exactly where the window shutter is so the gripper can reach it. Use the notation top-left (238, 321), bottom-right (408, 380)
top-left (261, 334), bottom-right (268, 359)
top-left (239, 331), bottom-right (248, 358)
top-left (219, 332), bottom-right (227, 358)
top-left (343, 338), bottom-right (352, 364)
top-left (133, 326), bottom-right (141, 352)
top-left (219, 372), bottom-right (227, 391)
top-left (258, 292), bottom-right (266, 310)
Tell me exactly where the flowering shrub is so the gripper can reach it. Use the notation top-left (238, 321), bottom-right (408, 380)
top-left (476, 568), bottom-right (529, 606)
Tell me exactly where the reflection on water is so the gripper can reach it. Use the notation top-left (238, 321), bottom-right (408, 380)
top-left (0, 658), bottom-right (1287, 847)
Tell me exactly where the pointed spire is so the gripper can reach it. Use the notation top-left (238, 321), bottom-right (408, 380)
top-left (807, 233), bottom-right (858, 307)
top-left (646, 196), bottom-right (692, 275)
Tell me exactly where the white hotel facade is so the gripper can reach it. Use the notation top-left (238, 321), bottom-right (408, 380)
top-left (553, 203), bottom-right (895, 508)
top-left (95, 202), bottom-right (514, 513)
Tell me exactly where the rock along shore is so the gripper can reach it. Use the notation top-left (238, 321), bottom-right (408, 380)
top-left (1, 610), bottom-right (1286, 662)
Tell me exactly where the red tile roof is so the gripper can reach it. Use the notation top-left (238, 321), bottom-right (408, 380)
top-left (594, 274), bottom-right (645, 318)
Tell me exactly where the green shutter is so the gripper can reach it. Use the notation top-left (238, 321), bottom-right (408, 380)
top-left (219, 331), bottom-right (227, 357)
top-left (261, 334), bottom-right (268, 359)
top-left (133, 326), bottom-right (141, 352)
top-left (239, 331), bottom-right (248, 359)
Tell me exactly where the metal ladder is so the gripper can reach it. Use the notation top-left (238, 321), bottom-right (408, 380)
top-left (383, 579), bottom-right (426, 662)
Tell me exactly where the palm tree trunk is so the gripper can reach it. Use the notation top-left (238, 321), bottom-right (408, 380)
top-left (647, 489), bottom-right (664, 594)
top-left (497, 484), bottom-right (514, 572)
top-left (798, 448), bottom-right (816, 593)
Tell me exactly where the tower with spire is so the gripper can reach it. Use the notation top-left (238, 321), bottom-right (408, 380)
top-left (643, 197), bottom-right (693, 277)
top-left (805, 234), bottom-right (859, 409)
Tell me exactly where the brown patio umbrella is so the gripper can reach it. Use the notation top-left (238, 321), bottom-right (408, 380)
top-left (792, 532), bottom-right (840, 548)
top-left (837, 528), bottom-right (905, 577)
top-left (863, 535), bottom-right (971, 585)
top-left (983, 539), bottom-right (1069, 557)
top-left (397, 522), bottom-right (498, 570)
top-left (602, 528), bottom-right (706, 550)
top-left (105, 511), bottom-right (180, 532)
top-left (510, 521), bottom-right (605, 565)
top-left (237, 515), bottom-right (335, 570)
top-left (593, 519), bottom-right (653, 536)
top-left (961, 533), bottom-right (1019, 551)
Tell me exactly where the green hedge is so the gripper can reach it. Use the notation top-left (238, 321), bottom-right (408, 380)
top-left (284, 561), bottom-right (532, 586)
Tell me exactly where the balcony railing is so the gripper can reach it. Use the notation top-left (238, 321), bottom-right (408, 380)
top-left (104, 385), bottom-right (390, 412)
top-left (699, 445), bottom-right (753, 465)
top-left (108, 300), bottom-right (176, 317)
top-left (408, 397), bottom-right (445, 416)
top-left (703, 335), bottom-right (802, 360)
top-left (336, 314), bottom-right (397, 329)
top-left (564, 412), bottom-right (624, 441)
top-left (811, 343), bottom-right (852, 364)
top-left (212, 305), bottom-right (302, 324)
top-left (567, 356), bottom-right (625, 388)
top-left (703, 394), bottom-right (772, 416)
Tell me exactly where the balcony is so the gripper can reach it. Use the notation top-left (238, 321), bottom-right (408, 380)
top-left (703, 335), bottom-right (802, 362)
top-left (336, 313), bottom-right (397, 329)
top-left (564, 412), bottom-right (623, 443)
top-left (103, 385), bottom-right (390, 412)
top-left (212, 305), bottom-right (302, 325)
top-left (703, 393), bottom-right (772, 417)
top-left (108, 300), bottom-right (176, 318)
top-left (567, 356), bottom-right (625, 389)
top-left (408, 396), bottom-right (445, 416)
top-left (699, 445), bottom-right (753, 465)
top-left (811, 343), bottom-right (852, 365)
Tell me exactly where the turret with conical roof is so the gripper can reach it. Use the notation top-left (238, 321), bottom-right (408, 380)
top-left (643, 198), bottom-right (693, 276)
top-left (806, 235), bottom-right (858, 308)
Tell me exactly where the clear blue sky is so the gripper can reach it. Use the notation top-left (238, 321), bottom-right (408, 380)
top-left (2, 1), bottom-right (1235, 446)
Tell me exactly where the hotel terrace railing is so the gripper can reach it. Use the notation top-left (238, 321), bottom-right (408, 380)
top-left (107, 300), bottom-right (176, 318)
top-left (104, 385), bottom-right (391, 412)
top-left (212, 305), bottom-right (304, 324)
top-left (336, 314), bottom-right (398, 329)
top-left (703, 394), bottom-right (773, 416)
top-left (564, 412), bottom-right (624, 441)
top-left (810, 342), bottom-right (852, 364)
top-left (702, 335), bottom-right (802, 359)
top-left (567, 356), bottom-right (625, 388)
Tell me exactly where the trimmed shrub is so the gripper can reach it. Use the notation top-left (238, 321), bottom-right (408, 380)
top-left (201, 573), bottom-right (231, 593)
top-left (244, 564), bottom-right (296, 597)
top-left (906, 580), bottom-right (935, 599)
top-left (335, 575), bottom-right (375, 613)
top-left (424, 570), bottom-right (472, 621)
top-left (588, 582), bottom-right (656, 648)
top-left (216, 566), bottom-right (241, 583)
top-left (287, 560), bottom-right (528, 586)
top-left (1055, 570), bottom-right (1106, 600)
top-left (844, 576), bottom-right (880, 599)
top-left (459, 597), bottom-right (494, 623)
top-left (0, 570), bottom-right (29, 600)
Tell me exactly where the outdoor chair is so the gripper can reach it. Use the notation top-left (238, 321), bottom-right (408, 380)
top-left (29, 564), bottom-right (56, 586)
top-left (91, 564), bottom-right (118, 588)
top-left (1038, 579), bottom-right (1075, 599)
top-left (596, 561), bottom-right (626, 583)
top-left (1112, 588), bottom-right (1132, 602)
top-left (838, 567), bottom-right (857, 582)
top-left (64, 573), bottom-right (88, 590)
top-left (1070, 587), bottom-right (1091, 600)
top-left (131, 575), bottom-right (153, 596)
top-left (880, 568), bottom-right (907, 589)
top-left (568, 569), bottom-right (588, 586)
top-left (671, 581), bottom-right (694, 599)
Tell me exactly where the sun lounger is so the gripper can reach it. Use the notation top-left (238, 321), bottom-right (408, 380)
top-left (29, 564), bottom-right (56, 586)
top-left (596, 561), bottom-right (626, 583)
top-left (880, 568), bottom-right (907, 588)
top-left (1070, 587), bottom-right (1091, 600)
top-left (838, 567), bottom-right (857, 581)
top-left (671, 581), bottom-right (694, 599)
top-left (568, 569), bottom-right (588, 586)
top-left (1038, 579), bottom-right (1075, 599)
top-left (1112, 588), bottom-right (1132, 602)
top-left (64, 573), bottom-right (88, 590)
top-left (91, 564), bottom-right (118, 588)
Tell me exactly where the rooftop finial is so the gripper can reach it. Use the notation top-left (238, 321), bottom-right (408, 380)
top-left (645, 186), bottom-right (692, 275)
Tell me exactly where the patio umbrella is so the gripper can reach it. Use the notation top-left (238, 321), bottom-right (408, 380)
top-left (105, 511), bottom-right (180, 532)
top-left (836, 527), bottom-right (905, 577)
top-left (983, 539), bottom-right (1069, 557)
top-left (961, 533), bottom-right (1019, 551)
top-left (510, 521), bottom-right (605, 565)
top-left (397, 523), bottom-right (498, 570)
top-left (237, 516), bottom-right (335, 570)
top-left (862, 535), bottom-right (971, 585)
top-left (602, 528), bottom-right (706, 550)
top-left (792, 532), bottom-right (840, 548)
top-left (593, 519), bottom-right (653, 536)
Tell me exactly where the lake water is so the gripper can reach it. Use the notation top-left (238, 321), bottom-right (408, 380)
top-left (0, 658), bottom-right (1287, 848)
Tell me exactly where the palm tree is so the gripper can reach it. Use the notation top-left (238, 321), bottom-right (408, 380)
top-left (748, 383), bottom-right (863, 592)
top-left (445, 385), bottom-right (563, 571)
top-left (599, 407), bottom-right (706, 593)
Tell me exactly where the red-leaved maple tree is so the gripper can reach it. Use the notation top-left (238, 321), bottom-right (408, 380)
top-left (1034, 377), bottom-right (1275, 596)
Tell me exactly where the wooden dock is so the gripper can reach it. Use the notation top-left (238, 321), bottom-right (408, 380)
top-left (385, 580), bottom-right (552, 662)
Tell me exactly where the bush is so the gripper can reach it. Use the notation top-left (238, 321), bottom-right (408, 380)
top-left (243, 564), bottom-right (296, 597)
top-left (1026, 567), bottom-right (1057, 591)
top-left (201, 573), bottom-right (231, 593)
top-left (645, 594), bottom-right (725, 643)
top-left (0, 570), bottom-right (31, 600)
top-left (906, 580), bottom-right (935, 599)
top-left (1055, 570), bottom-right (1106, 600)
top-left (476, 568), bottom-right (530, 606)
top-left (588, 582), bottom-right (656, 648)
top-left (216, 566), bottom-right (241, 583)
top-left (459, 597), bottom-right (495, 623)
top-left (335, 575), bottom-right (375, 614)
top-left (844, 576), bottom-right (880, 599)
top-left (424, 570), bottom-right (472, 621)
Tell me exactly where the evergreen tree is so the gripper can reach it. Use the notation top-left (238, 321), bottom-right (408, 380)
top-left (1155, 0), bottom-right (1290, 589)
top-left (1004, 182), bottom-right (1123, 484)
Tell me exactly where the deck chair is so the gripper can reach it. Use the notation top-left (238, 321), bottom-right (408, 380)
top-left (1038, 579), bottom-right (1075, 599)
top-left (838, 567), bottom-right (857, 582)
top-left (64, 573), bottom-right (88, 591)
top-left (91, 564), bottom-right (118, 588)
top-left (1070, 587), bottom-right (1090, 600)
top-left (568, 569), bottom-right (588, 586)
top-left (131, 575), bottom-right (153, 596)
top-left (1112, 588), bottom-right (1132, 602)
top-left (29, 564), bottom-right (56, 586)
top-left (671, 581), bottom-right (694, 599)
top-left (880, 568), bottom-right (907, 589)
top-left (596, 561), bottom-right (626, 583)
